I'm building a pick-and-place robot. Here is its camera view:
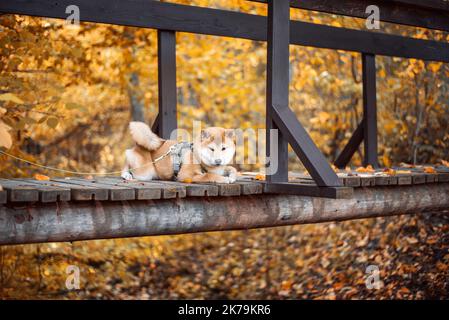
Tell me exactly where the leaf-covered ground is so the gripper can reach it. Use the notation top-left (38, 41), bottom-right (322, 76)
top-left (1, 211), bottom-right (448, 299)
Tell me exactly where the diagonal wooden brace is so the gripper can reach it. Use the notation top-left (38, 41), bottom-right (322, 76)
top-left (271, 104), bottom-right (342, 187)
top-left (334, 120), bottom-right (364, 168)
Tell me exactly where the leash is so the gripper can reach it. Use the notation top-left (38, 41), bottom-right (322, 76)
top-left (0, 145), bottom-right (177, 176)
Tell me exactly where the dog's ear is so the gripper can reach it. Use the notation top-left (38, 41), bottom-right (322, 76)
top-left (224, 129), bottom-right (235, 140)
top-left (201, 129), bottom-right (211, 140)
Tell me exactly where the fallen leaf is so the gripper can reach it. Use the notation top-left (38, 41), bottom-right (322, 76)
top-left (34, 174), bottom-right (50, 181)
top-left (383, 168), bottom-right (396, 176)
top-left (46, 117), bottom-right (59, 129)
top-left (281, 280), bottom-right (293, 291)
top-left (333, 282), bottom-right (344, 290)
top-left (436, 261), bottom-right (448, 272)
top-left (0, 93), bottom-right (24, 104)
top-left (399, 287), bottom-right (410, 294)
top-left (423, 166), bottom-right (436, 174)
top-left (0, 120), bottom-right (12, 149)
top-left (405, 237), bottom-right (418, 244)
top-left (182, 178), bottom-right (192, 183)
top-left (356, 165), bottom-right (375, 173)
top-left (255, 174), bottom-right (265, 181)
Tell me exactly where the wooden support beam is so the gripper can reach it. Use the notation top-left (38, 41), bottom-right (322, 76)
top-left (271, 105), bottom-right (342, 187)
top-left (266, 0), bottom-right (289, 183)
top-left (265, 0), bottom-right (341, 188)
top-left (1, 1), bottom-right (449, 62)
top-left (362, 53), bottom-right (379, 168)
top-left (156, 30), bottom-right (177, 139)
top-left (334, 121), bottom-right (364, 168)
top-left (1, 183), bottom-right (449, 245)
top-left (264, 182), bottom-right (352, 198)
top-left (252, 0), bottom-right (449, 32)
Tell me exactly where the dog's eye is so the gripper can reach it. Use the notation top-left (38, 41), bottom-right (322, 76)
top-left (222, 147), bottom-right (226, 151)
top-left (209, 147), bottom-right (215, 152)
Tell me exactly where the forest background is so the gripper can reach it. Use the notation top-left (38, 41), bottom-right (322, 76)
top-left (0, 0), bottom-right (448, 299)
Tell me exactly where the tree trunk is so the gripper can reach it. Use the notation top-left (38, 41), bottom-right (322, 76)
top-left (128, 72), bottom-right (145, 122)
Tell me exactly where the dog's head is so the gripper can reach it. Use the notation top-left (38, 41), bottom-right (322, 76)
top-left (194, 127), bottom-right (236, 167)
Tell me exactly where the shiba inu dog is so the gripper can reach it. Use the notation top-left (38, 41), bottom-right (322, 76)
top-left (121, 121), bottom-right (237, 183)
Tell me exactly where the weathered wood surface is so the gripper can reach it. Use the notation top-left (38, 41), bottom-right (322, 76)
top-left (1, 166), bottom-right (449, 203)
top-left (1, 183), bottom-right (448, 245)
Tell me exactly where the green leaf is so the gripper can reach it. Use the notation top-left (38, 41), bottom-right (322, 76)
top-left (0, 93), bottom-right (24, 104)
top-left (46, 117), bottom-right (59, 129)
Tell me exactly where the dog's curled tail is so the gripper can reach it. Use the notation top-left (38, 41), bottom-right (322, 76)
top-left (129, 121), bottom-right (164, 151)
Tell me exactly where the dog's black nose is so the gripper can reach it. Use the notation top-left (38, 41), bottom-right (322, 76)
top-left (215, 159), bottom-right (222, 165)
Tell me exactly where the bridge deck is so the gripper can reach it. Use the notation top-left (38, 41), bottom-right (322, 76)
top-left (1, 166), bottom-right (449, 245)
top-left (1, 166), bottom-right (448, 204)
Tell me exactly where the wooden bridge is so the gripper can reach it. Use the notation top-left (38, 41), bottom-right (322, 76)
top-left (1, 0), bottom-right (449, 245)
top-left (1, 166), bottom-right (449, 245)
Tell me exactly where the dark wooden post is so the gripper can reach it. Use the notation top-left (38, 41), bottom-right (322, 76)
top-left (362, 53), bottom-right (379, 168)
top-left (266, 0), bottom-right (289, 182)
top-left (156, 29), bottom-right (177, 139)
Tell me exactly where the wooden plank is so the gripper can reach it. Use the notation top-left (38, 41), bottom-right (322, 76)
top-left (392, 167), bottom-right (424, 185)
top-left (410, 173), bottom-right (427, 185)
top-left (424, 174), bottom-right (437, 183)
top-left (93, 178), bottom-right (162, 200)
top-left (21, 178), bottom-right (108, 201)
top-left (0, 189), bottom-right (7, 204)
top-left (12, 179), bottom-right (71, 202)
top-left (435, 166), bottom-right (449, 183)
top-left (290, 173), bottom-right (356, 188)
top-left (393, 0), bottom-right (449, 11)
top-left (154, 180), bottom-right (219, 197)
top-left (1, 0), bottom-right (448, 63)
top-left (396, 174), bottom-right (413, 185)
top-left (216, 183), bottom-right (242, 196)
top-left (235, 181), bottom-right (264, 195)
top-left (0, 179), bottom-right (42, 202)
top-left (127, 180), bottom-right (187, 199)
top-left (396, 167), bottom-right (436, 184)
top-left (374, 174), bottom-right (398, 186)
top-left (264, 182), bottom-right (353, 199)
top-left (52, 178), bottom-right (135, 201)
top-left (341, 176), bottom-right (361, 187)
top-left (357, 174), bottom-right (376, 187)
top-left (436, 172), bottom-right (449, 183)
top-left (132, 180), bottom-right (207, 197)
top-left (252, 0), bottom-right (449, 32)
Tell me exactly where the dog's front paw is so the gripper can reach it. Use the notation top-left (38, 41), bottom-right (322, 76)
top-left (221, 176), bottom-right (237, 184)
top-left (121, 171), bottom-right (133, 181)
top-left (214, 176), bottom-right (231, 184)
top-left (224, 167), bottom-right (237, 183)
